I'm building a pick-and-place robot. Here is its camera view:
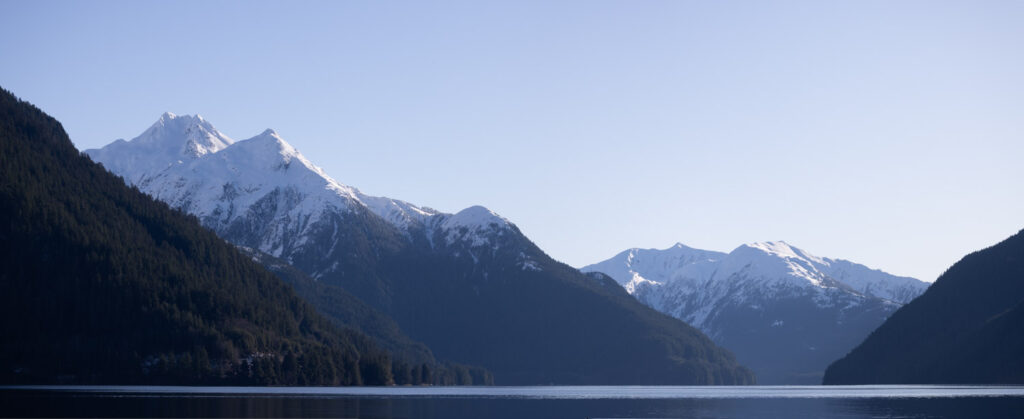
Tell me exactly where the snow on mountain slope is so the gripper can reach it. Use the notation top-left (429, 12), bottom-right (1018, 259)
top-left (358, 194), bottom-right (440, 231)
top-left (724, 241), bottom-right (926, 303)
top-left (585, 241), bottom-right (926, 305)
top-left (84, 113), bottom-right (512, 259)
top-left (439, 205), bottom-right (512, 247)
top-left (85, 113), bottom-right (234, 184)
top-left (582, 241), bottom-right (929, 384)
top-left (590, 243), bottom-right (726, 293)
top-left (815, 257), bottom-right (928, 305)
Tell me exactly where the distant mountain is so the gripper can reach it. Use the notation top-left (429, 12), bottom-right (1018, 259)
top-left (86, 113), bottom-right (755, 385)
top-left (0, 88), bottom-right (397, 386)
top-left (824, 230), bottom-right (1024, 384)
top-left (583, 241), bottom-right (928, 384)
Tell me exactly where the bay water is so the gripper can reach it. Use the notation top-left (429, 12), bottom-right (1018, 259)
top-left (3, 385), bottom-right (1024, 418)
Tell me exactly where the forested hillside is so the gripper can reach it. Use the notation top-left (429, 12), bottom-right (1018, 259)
top-left (824, 229), bottom-right (1024, 384)
top-left (0, 87), bottom-right (397, 385)
top-left (245, 248), bottom-right (493, 385)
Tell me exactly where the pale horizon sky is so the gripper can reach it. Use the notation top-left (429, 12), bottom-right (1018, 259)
top-left (3, 1), bottom-right (1022, 282)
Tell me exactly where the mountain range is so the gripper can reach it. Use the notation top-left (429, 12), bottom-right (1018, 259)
top-left (582, 241), bottom-right (929, 384)
top-left (85, 113), bottom-right (754, 384)
top-left (5, 88), bottom-right (1021, 387)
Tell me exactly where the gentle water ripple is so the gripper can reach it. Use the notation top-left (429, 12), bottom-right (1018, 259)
top-left (5, 386), bottom-right (1024, 418)
top-left (4, 384), bottom-right (1024, 399)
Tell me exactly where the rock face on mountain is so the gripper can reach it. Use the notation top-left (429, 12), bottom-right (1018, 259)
top-left (825, 230), bottom-right (1024, 384)
top-left (583, 242), bottom-right (928, 384)
top-left (86, 113), bottom-right (755, 385)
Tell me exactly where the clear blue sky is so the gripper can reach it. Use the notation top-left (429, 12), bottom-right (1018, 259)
top-left (3, 1), bottom-right (1022, 281)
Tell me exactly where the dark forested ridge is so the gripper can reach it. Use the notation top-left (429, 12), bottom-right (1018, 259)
top-left (823, 229), bottom-right (1024, 384)
top-left (0, 87), bottom-right (402, 385)
top-left (245, 248), bottom-right (493, 385)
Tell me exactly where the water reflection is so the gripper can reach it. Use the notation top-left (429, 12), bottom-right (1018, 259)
top-left (3, 388), bottom-right (1024, 418)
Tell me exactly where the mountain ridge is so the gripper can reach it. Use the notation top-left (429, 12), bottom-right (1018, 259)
top-left (583, 241), bottom-right (928, 384)
top-left (85, 113), bottom-right (756, 385)
top-left (85, 113), bottom-right (511, 264)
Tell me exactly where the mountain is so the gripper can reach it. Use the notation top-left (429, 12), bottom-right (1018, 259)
top-left (242, 247), bottom-right (493, 385)
top-left (824, 230), bottom-right (1024, 384)
top-left (0, 88), bottom-right (398, 386)
top-left (241, 247), bottom-right (436, 365)
top-left (86, 113), bottom-right (755, 385)
top-left (582, 241), bottom-right (928, 384)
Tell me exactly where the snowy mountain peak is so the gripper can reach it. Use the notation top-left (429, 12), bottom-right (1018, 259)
top-left (741, 241), bottom-right (827, 266)
top-left (585, 240), bottom-right (928, 305)
top-left (745, 241), bottom-right (795, 256)
top-left (722, 242), bottom-right (831, 288)
top-left (87, 114), bottom-right (526, 257)
top-left (582, 243), bottom-right (725, 293)
top-left (156, 111), bottom-right (205, 124)
top-left (585, 239), bottom-right (929, 383)
top-left (440, 205), bottom-right (513, 247)
top-left (671, 242), bottom-right (700, 251)
top-left (84, 113), bottom-right (234, 184)
top-left (666, 242), bottom-right (722, 257)
top-left (211, 130), bottom-right (312, 177)
top-left (235, 128), bottom-right (300, 161)
top-left (443, 205), bottom-right (508, 229)
top-left (142, 112), bottom-right (232, 157)
top-left (584, 240), bottom-right (930, 384)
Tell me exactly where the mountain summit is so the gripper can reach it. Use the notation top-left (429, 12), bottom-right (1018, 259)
top-left (86, 113), bottom-right (233, 184)
top-left (87, 114), bottom-right (508, 266)
top-left (85, 114), bottom-right (754, 385)
top-left (583, 241), bottom-right (928, 384)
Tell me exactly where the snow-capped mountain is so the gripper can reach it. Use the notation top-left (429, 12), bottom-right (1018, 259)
top-left (83, 113), bottom-right (755, 385)
top-left (582, 241), bottom-right (929, 384)
top-left (593, 243), bottom-right (727, 294)
top-left (86, 113), bottom-right (233, 185)
top-left (85, 113), bottom-right (510, 264)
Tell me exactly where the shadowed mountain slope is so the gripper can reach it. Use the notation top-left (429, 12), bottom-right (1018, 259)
top-left (824, 229), bottom-right (1024, 384)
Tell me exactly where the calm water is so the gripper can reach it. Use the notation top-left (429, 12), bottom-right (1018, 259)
top-left (3, 385), bottom-right (1024, 418)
